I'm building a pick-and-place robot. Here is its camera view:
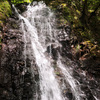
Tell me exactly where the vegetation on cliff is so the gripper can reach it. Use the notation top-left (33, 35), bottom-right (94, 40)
top-left (0, 1), bottom-right (12, 49)
top-left (0, 0), bottom-right (33, 49)
top-left (0, 1), bottom-right (11, 27)
top-left (46, 0), bottom-right (100, 60)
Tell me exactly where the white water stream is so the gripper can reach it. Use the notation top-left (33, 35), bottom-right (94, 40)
top-left (13, 1), bottom-right (85, 100)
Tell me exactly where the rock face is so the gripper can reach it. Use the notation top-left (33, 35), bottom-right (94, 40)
top-left (15, 2), bottom-right (29, 13)
top-left (57, 25), bottom-right (71, 42)
top-left (0, 16), bottom-right (35, 100)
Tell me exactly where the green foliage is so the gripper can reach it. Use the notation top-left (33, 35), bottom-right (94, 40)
top-left (0, 1), bottom-right (11, 18)
top-left (48, 0), bottom-right (100, 57)
top-left (76, 44), bottom-right (81, 52)
top-left (0, 0), bottom-right (34, 28)
top-left (11, 0), bottom-right (32, 5)
top-left (0, 1), bottom-right (11, 28)
top-left (0, 1), bottom-right (10, 49)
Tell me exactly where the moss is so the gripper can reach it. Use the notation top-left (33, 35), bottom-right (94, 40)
top-left (11, 0), bottom-right (32, 5)
top-left (0, 1), bottom-right (12, 49)
top-left (0, 1), bottom-right (12, 28)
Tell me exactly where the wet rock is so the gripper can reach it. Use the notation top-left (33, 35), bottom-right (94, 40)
top-left (57, 25), bottom-right (71, 42)
top-left (0, 15), bottom-right (36, 100)
top-left (73, 58), bottom-right (100, 100)
top-left (16, 3), bottom-right (29, 13)
top-left (81, 56), bottom-right (100, 77)
top-left (81, 85), bottom-right (96, 100)
top-left (66, 92), bottom-right (73, 100)
top-left (47, 43), bottom-right (61, 60)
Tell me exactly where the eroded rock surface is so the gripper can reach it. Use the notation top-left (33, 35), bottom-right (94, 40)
top-left (0, 16), bottom-right (36, 100)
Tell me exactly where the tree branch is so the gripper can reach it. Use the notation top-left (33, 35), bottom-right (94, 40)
top-left (88, 3), bottom-right (100, 21)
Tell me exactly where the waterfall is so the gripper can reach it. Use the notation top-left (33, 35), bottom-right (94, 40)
top-left (13, 1), bottom-right (85, 100)
top-left (57, 55), bottom-right (84, 100)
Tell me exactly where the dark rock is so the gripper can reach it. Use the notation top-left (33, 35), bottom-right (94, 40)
top-left (16, 3), bottom-right (29, 13)
top-left (66, 92), bottom-right (73, 100)
top-left (0, 15), bottom-right (37, 100)
top-left (57, 25), bottom-right (71, 42)
top-left (81, 56), bottom-right (100, 77)
top-left (47, 43), bottom-right (61, 60)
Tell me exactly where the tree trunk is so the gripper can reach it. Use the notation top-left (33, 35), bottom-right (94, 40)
top-left (88, 3), bottom-right (100, 21)
top-left (80, 0), bottom-right (88, 27)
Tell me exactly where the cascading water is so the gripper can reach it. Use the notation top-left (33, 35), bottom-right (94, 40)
top-left (14, 2), bottom-right (64, 100)
top-left (57, 55), bottom-right (84, 100)
top-left (13, 1), bottom-right (87, 100)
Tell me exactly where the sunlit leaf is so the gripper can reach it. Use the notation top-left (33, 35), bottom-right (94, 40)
top-left (88, 10), bottom-right (94, 13)
top-left (60, 3), bottom-right (66, 7)
top-left (76, 10), bottom-right (81, 15)
top-left (74, 16), bottom-right (78, 20)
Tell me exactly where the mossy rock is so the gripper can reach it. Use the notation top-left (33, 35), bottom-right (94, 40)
top-left (0, 1), bottom-right (12, 29)
top-left (11, 0), bottom-right (32, 5)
